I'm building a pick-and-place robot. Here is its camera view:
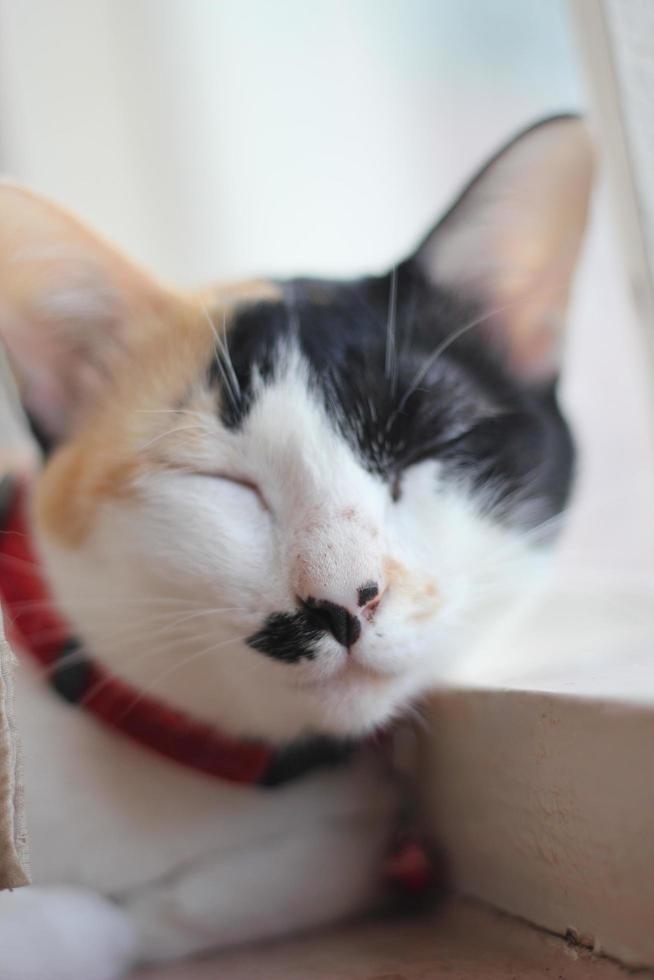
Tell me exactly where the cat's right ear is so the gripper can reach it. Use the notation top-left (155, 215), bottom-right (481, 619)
top-left (0, 182), bottom-right (171, 447)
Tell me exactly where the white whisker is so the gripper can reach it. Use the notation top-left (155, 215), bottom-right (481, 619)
top-left (140, 423), bottom-right (210, 451)
top-left (102, 632), bottom-right (252, 722)
top-left (201, 304), bottom-right (241, 412)
top-left (384, 266), bottom-right (399, 395)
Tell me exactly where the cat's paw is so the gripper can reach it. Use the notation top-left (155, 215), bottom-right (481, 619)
top-left (0, 885), bottom-right (136, 980)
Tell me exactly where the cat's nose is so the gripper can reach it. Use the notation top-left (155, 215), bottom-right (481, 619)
top-left (299, 581), bottom-right (382, 648)
top-left (301, 598), bottom-right (361, 647)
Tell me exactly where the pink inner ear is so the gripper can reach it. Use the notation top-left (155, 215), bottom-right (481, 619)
top-left (22, 372), bottom-right (72, 439)
top-left (485, 312), bottom-right (564, 386)
top-left (2, 327), bottom-right (64, 438)
top-left (2, 309), bottom-right (109, 440)
top-left (481, 263), bottom-right (571, 385)
top-left (414, 118), bottom-right (593, 385)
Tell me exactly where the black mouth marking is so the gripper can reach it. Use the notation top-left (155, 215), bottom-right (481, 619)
top-left (247, 612), bottom-right (325, 664)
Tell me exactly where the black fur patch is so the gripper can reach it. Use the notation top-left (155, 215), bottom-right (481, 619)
top-left (50, 638), bottom-right (93, 704)
top-left (258, 735), bottom-right (354, 787)
top-left (209, 261), bottom-right (573, 531)
top-left (25, 411), bottom-right (55, 456)
top-left (247, 612), bottom-right (325, 663)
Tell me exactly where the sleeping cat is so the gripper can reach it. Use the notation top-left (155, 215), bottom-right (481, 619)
top-left (0, 116), bottom-right (591, 980)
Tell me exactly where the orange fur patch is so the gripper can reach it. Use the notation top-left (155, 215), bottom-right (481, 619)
top-left (35, 282), bottom-right (281, 547)
top-left (0, 181), bottom-right (283, 547)
top-left (383, 555), bottom-right (440, 622)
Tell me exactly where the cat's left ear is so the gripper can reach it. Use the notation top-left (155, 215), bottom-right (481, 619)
top-left (412, 116), bottom-right (594, 384)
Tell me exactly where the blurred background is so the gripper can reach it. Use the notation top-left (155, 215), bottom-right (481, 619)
top-left (0, 0), bottom-right (652, 686)
top-left (0, 0), bottom-right (580, 281)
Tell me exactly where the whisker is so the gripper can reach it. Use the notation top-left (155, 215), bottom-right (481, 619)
top-left (27, 626), bottom-right (197, 683)
top-left (201, 304), bottom-right (241, 413)
top-left (91, 632), bottom-right (252, 722)
top-left (385, 305), bottom-right (513, 435)
top-left (0, 552), bottom-right (43, 573)
top-left (219, 308), bottom-right (241, 401)
top-left (149, 604), bottom-right (256, 635)
top-left (8, 595), bottom-right (206, 612)
top-left (386, 280), bottom-right (568, 436)
top-left (139, 423), bottom-right (211, 451)
top-left (284, 284), bottom-right (302, 339)
top-left (22, 624), bottom-right (198, 685)
top-left (14, 603), bottom-right (241, 649)
top-left (384, 266), bottom-right (399, 395)
top-left (137, 408), bottom-right (213, 423)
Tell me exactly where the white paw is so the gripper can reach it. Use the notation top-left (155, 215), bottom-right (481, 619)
top-left (0, 886), bottom-right (136, 980)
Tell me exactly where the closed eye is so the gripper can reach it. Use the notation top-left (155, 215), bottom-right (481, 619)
top-left (436, 413), bottom-right (524, 456)
top-left (396, 413), bottom-right (518, 468)
top-left (390, 413), bottom-right (518, 501)
top-left (194, 471), bottom-right (270, 512)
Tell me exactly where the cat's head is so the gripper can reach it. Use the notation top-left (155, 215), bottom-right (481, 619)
top-left (0, 117), bottom-right (592, 742)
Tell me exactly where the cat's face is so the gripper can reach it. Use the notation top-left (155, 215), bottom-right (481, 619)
top-left (0, 117), bottom-right (592, 741)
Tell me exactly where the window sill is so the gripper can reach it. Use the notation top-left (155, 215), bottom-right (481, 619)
top-left (422, 658), bottom-right (654, 968)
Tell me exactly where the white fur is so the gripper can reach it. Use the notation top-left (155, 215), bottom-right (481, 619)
top-left (6, 361), bottom-right (542, 979)
top-left (0, 886), bottom-right (136, 980)
top-left (7, 661), bottom-right (396, 978)
top-left (40, 364), bottom-right (539, 740)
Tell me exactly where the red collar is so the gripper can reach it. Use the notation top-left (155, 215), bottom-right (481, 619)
top-left (0, 477), bottom-right (437, 896)
top-left (0, 478), bottom-right (352, 787)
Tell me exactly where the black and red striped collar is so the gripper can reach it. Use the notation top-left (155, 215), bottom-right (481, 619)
top-left (0, 477), bottom-right (352, 788)
top-left (0, 476), bottom-right (438, 896)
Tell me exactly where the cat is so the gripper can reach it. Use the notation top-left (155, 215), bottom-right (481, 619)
top-left (0, 115), bottom-right (592, 980)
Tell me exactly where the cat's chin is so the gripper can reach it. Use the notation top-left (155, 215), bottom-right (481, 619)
top-left (293, 668), bottom-right (418, 739)
top-left (293, 658), bottom-right (399, 692)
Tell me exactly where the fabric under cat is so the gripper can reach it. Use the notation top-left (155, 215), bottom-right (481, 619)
top-left (0, 116), bottom-right (592, 980)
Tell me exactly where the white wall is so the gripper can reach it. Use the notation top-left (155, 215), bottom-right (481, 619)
top-left (0, 0), bottom-right (579, 282)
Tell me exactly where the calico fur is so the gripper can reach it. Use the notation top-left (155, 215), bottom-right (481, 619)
top-left (0, 116), bottom-right (592, 979)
